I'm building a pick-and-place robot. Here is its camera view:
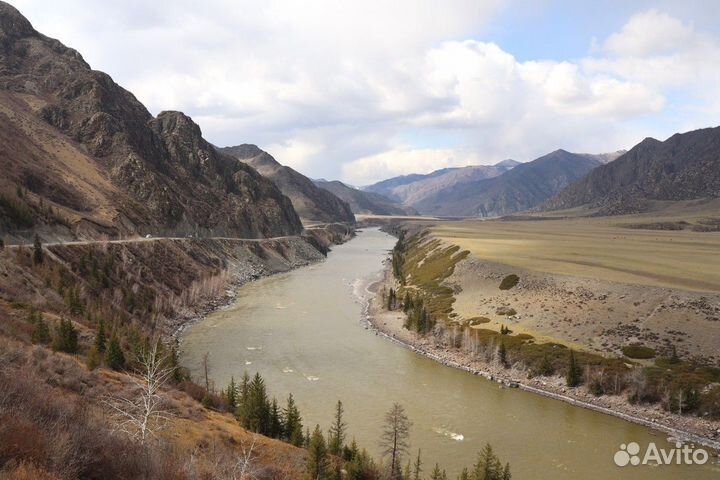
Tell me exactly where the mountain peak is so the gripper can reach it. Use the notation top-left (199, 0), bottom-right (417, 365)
top-left (0, 2), bottom-right (36, 39)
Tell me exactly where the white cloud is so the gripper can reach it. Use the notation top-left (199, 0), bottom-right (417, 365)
top-left (10, 2), bottom-right (720, 184)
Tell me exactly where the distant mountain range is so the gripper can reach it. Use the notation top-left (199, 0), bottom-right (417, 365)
top-left (220, 145), bottom-right (355, 224)
top-left (542, 128), bottom-right (720, 214)
top-left (365, 160), bottom-right (520, 205)
top-left (314, 180), bottom-right (417, 216)
top-left (363, 151), bottom-right (625, 217)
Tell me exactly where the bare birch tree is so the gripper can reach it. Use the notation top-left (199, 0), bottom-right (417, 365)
top-left (104, 339), bottom-right (174, 443)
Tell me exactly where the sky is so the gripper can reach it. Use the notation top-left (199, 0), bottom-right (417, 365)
top-left (12, 0), bottom-right (720, 185)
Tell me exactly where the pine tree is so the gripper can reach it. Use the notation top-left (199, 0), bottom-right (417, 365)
top-left (566, 350), bottom-right (581, 387)
top-left (86, 346), bottom-right (101, 370)
top-left (498, 341), bottom-right (508, 368)
top-left (32, 234), bottom-right (43, 265)
top-left (380, 403), bottom-right (411, 480)
top-left (52, 318), bottom-right (78, 353)
top-left (458, 468), bottom-right (469, 480)
top-left (225, 376), bottom-right (238, 410)
top-left (283, 393), bottom-right (304, 446)
top-left (412, 449), bottom-right (422, 480)
top-left (269, 397), bottom-right (283, 439)
top-left (245, 373), bottom-right (270, 434)
top-left (95, 317), bottom-right (107, 352)
top-left (235, 372), bottom-right (251, 425)
top-left (328, 400), bottom-right (347, 456)
top-left (105, 333), bottom-right (125, 370)
top-left (305, 425), bottom-right (331, 480)
top-left (430, 464), bottom-right (443, 480)
top-left (30, 313), bottom-right (51, 345)
top-left (472, 444), bottom-right (503, 480)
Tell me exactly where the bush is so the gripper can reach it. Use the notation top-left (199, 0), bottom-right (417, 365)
top-left (622, 345), bottom-right (656, 359)
top-left (499, 274), bottom-right (519, 290)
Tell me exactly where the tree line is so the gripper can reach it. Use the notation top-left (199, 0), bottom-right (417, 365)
top-left (218, 372), bottom-right (511, 480)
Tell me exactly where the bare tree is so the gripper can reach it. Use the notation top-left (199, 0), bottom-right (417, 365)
top-left (380, 403), bottom-right (412, 480)
top-left (104, 339), bottom-right (174, 443)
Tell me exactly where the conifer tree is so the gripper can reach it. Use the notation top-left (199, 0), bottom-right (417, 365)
top-left (305, 425), bottom-right (331, 480)
top-left (225, 376), bottom-right (238, 410)
top-left (105, 332), bottom-right (125, 370)
top-left (86, 346), bottom-right (101, 370)
top-left (412, 449), bottom-right (422, 480)
top-left (328, 400), bottom-right (347, 456)
top-left (566, 350), bottom-right (581, 387)
top-left (52, 318), bottom-right (78, 353)
top-left (245, 373), bottom-right (270, 434)
top-left (283, 393), bottom-right (304, 446)
top-left (30, 313), bottom-right (51, 345)
top-left (269, 397), bottom-right (283, 439)
top-left (32, 234), bottom-right (43, 265)
top-left (498, 341), bottom-right (508, 368)
top-left (95, 317), bottom-right (107, 352)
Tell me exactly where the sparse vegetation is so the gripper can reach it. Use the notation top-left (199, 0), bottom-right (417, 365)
top-left (499, 274), bottom-right (519, 290)
top-left (622, 345), bottom-right (656, 359)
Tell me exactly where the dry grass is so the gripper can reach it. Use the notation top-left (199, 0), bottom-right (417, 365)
top-left (430, 211), bottom-right (720, 293)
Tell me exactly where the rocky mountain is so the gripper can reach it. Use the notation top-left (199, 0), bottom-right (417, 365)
top-left (314, 180), bottom-right (417, 216)
top-left (365, 160), bottom-right (519, 207)
top-left (0, 2), bottom-right (302, 241)
top-left (413, 150), bottom-right (602, 217)
top-left (542, 128), bottom-right (720, 214)
top-left (220, 144), bottom-right (355, 224)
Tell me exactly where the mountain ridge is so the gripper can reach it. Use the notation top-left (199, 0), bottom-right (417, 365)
top-left (0, 2), bottom-right (302, 240)
top-left (220, 144), bottom-right (355, 224)
top-left (542, 127), bottom-right (720, 214)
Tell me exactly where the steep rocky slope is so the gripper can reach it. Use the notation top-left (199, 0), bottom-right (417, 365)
top-left (414, 150), bottom-right (602, 217)
top-left (220, 144), bottom-right (355, 224)
top-left (314, 179), bottom-right (417, 216)
top-left (542, 127), bottom-right (720, 214)
top-left (0, 2), bottom-right (302, 241)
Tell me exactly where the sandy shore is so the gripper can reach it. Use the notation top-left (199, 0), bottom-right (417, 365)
top-left (361, 257), bottom-right (720, 452)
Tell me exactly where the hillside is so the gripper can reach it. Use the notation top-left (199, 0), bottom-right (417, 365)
top-left (542, 127), bottom-right (720, 214)
top-left (220, 144), bottom-right (355, 224)
top-left (413, 150), bottom-right (602, 217)
top-left (364, 160), bottom-right (519, 206)
top-left (0, 2), bottom-right (302, 242)
top-left (314, 179), bottom-right (417, 216)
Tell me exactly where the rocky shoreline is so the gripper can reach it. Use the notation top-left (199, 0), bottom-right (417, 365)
top-left (362, 257), bottom-right (720, 453)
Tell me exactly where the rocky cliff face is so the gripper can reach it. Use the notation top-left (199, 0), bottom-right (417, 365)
top-left (542, 127), bottom-right (720, 214)
top-left (221, 144), bottom-right (355, 224)
top-left (0, 2), bottom-right (302, 240)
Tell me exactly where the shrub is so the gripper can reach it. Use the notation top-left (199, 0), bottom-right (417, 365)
top-left (499, 274), bottom-right (519, 290)
top-left (622, 345), bottom-right (656, 359)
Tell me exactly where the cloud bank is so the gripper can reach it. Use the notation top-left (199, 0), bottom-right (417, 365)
top-left (13, 1), bottom-right (720, 185)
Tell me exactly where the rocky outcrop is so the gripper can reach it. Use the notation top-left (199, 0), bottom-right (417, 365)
top-left (542, 127), bottom-right (720, 214)
top-left (221, 144), bottom-right (355, 224)
top-left (0, 2), bottom-right (302, 240)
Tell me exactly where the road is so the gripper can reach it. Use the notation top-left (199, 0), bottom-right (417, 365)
top-left (4, 235), bottom-right (301, 249)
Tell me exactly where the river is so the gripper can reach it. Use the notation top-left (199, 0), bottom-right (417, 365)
top-left (181, 228), bottom-right (719, 478)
